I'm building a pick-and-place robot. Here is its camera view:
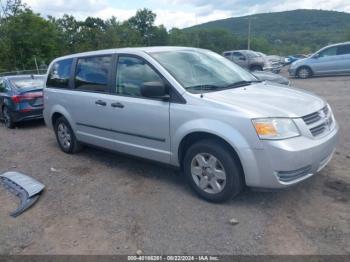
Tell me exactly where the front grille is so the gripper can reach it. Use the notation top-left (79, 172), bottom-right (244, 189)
top-left (302, 106), bottom-right (333, 137)
top-left (277, 166), bottom-right (312, 183)
top-left (310, 123), bottom-right (326, 136)
top-left (302, 111), bottom-right (321, 125)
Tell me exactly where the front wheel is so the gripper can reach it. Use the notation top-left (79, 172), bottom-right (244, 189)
top-left (54, 116), bottom-right (82, 154)
top-left (297, 67), bottom-right (312, 79)
top-left (183, 139), bottom-right (244, 202)
top-left (250, 65), bottom-right (263, 71)
top-left (3, 106), bottom-right (15, 129)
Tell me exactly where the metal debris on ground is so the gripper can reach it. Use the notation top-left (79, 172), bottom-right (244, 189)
top-left (0, 171), bottom-right (45, 217)
top-left (229, 218), bottom-right (239, 225)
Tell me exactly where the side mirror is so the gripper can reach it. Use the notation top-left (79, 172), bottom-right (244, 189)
top-left (141, 81), bottom-right (169, 100)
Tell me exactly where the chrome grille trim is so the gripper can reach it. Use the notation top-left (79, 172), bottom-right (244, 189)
top-left (302, 106), bottom-right (333, 137)
top-left (310, 123), bottom-right (326, 136)
top-left (302, 112), bottom-right (321, 125)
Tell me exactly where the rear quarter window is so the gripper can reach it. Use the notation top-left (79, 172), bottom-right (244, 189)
top-left (47, 58), bottom-right (73, 89)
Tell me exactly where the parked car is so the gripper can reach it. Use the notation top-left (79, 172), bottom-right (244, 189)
top-left (285, 54), bottom-right (308, 65)
top-left (255, 52), bottom-right (284, 73)
top-left (0, 75), bottom-right (45, 128)
top-left (251, 70), bottom-right (290, 85)
top-left (289, 42), bottom-right (350, 79)
top-left (223, 50), bottom-right (265, 71)
top-left (44, 47), bottom-right (338, 202)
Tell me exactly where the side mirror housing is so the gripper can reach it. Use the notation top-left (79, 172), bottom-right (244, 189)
top-left (141, 81), bottom-right (169, 100)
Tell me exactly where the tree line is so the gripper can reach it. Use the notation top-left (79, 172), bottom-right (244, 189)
top-left (1, 1), bottom-right (349, 72)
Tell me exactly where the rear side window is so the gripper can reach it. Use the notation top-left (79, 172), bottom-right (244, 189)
top-left (74, 55), bottom-right (112, 93)
top-left (337, 44), bottom-right (350, 55)
top-left (47, 59), bottom-right (73, 89)
top-left (319, 47), bottom-right (337, 57)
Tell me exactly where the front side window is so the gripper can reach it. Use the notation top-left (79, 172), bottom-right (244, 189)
top-left (116, 56), bottom-right (163, 98)
top-left (150, 49), bottom-right (256, 93)
top-left (75, 55), bottom-right (112, 93)
top-left (47, 59), bottom-right (73, 89)
top-left (223, 52), bottom-right (232, 58)
top-left (232, 52), bottom-right (244, 59)
top-left (318, 47), bottom-right (337, 57)
top-left (337, 44), bottom-right (350, 55)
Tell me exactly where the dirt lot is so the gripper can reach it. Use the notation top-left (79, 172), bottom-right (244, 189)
top-left (0, 73), bottom-right (349, 255)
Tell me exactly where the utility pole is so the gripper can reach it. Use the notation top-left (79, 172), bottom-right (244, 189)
top-left (247, 16), bottom-right (257, 50)
top-left (34, 56), bottom-right (39, 74)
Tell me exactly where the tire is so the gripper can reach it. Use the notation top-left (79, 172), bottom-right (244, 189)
top-left (250, 65), bottom-right (263, 71)
top-left (54, 116), bottom-right (82, 154)
top-left (297, 67), bottom-right (312, 79)
top-left (3, 106), bottom-right (15, 129)
top-left (183, 139), bottom-right (244, 202)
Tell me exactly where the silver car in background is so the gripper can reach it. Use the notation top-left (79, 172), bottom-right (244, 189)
top-left (289, 42), bottom-right (350, 78)
top-left (44, 47), bottom-right (338, 202)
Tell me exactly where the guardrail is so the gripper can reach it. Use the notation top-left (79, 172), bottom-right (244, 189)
top-left (0, 69), bottom-right (47, 77)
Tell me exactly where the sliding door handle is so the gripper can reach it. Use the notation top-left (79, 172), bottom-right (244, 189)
top-left (95, 100), bottom-right (107, 106)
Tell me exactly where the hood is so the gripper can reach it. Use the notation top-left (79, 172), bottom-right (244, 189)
top-left (252, 71), bottom-right (289, 85)
top-left (203, 82), bottom-right (325, 118)
top-left (291, 58), bottom-right (308, 67)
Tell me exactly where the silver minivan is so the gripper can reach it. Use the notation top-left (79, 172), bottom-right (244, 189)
top-left (44, 47), bottom-right (339, 202)
top-left (289, 42), bottom-right (350, 78)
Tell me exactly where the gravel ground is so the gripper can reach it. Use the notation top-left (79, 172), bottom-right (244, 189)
top-left (0, 73), bottom-right (349, 255)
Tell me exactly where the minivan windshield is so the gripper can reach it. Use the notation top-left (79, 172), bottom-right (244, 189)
top-left (150, 49), bottom-right (258, 93)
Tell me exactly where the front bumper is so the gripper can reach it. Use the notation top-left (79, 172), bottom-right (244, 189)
top-left (241, 124), bottom-right (339, 189)
top-left (288, 67), bottom-right (297, 77)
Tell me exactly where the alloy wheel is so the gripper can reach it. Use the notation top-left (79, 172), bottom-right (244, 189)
top-left (190, 153), bottom-right (227, 194)
top-left (298, 68), bottom-right (310, 78)
top-left (57, 123), bottom-right (72, 150)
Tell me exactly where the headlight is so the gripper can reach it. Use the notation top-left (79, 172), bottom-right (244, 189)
top-left (252, 118), bottom-right (300, 140)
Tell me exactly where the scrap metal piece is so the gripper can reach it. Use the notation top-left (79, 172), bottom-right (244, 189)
top-left (0, 171), bottom-right (45, 217)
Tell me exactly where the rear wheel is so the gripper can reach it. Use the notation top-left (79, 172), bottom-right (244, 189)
top-left (297, 67), bottom-right (312, 79)
top-left (3, 106), bottom-right (15, 129)
top-left (183, 139), bottom-right (244, 202)
top-left (54, 116), bottom-right (82, 154)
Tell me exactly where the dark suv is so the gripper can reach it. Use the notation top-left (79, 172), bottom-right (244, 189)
top-left (0, 75), bottom-right (45, 128)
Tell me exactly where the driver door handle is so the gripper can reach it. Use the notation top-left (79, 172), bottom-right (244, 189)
top-left (111, 102), bottom-right (124, 108)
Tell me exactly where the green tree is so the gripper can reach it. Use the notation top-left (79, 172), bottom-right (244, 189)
top-left (0, 8), bottom-right (60, 70)
top-left (128, 8), bottom-right (156, 45)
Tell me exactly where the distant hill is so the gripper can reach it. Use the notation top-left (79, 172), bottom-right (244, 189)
top-left (186, 9), bottom-right (350, 53)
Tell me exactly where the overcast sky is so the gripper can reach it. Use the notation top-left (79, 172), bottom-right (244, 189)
top-left (24, 0), bottom-right (350, 29)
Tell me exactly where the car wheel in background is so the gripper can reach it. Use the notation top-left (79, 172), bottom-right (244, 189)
top-left (250, 65), bottom-right (263, 71)
top-left (54, 116), bottom-right (82, 154)
top-left (3, 106), bottom-right (15, 129)
top-left (183, 139), bottom-right (244, 202)
top-left (297, 67), bottom-right (312, 79)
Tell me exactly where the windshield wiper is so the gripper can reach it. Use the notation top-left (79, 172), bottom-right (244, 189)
top-left (186, 84), bottom-right (222, 91)
top-left (225, 80), bottom-right (261, 89)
